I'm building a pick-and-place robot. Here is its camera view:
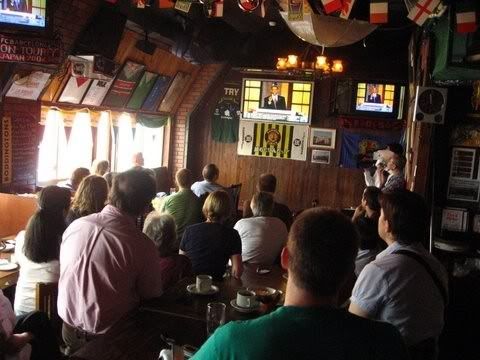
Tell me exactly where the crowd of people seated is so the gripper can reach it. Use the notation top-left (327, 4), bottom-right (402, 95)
top-left (0, 149), bottom-right (448, 360)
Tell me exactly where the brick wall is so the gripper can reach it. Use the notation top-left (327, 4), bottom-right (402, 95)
top-left (170, 63), bottom-right (225, 178)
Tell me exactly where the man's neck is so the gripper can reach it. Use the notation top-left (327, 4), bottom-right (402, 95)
top-left (283, 274), bottom-right (338, 308)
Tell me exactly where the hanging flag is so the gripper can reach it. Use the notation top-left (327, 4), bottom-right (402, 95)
top-left (158, 0), bottom-right (175, 9)
top-left (212, 0), bottom-right (224, 17)
top-left (370, 0), bottom-right (388, 24)
top-left (136, 0), bottom-right (146, 8)
top-left (339, 0), bottom-right (356, 19)
top-left (456, 1), bottom-right (477, 33)
top-left (321, 0), bottom-right (342, 14)
top-left (407, 0), bottom-right (441, 26)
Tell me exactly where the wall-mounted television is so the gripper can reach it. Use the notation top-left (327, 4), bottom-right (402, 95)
top-left (333, 79), bottom-right (405, 119)
top-left (241, 78), bottom-right (314, 124)
top-left (0, 0), bottom-right (50, 33)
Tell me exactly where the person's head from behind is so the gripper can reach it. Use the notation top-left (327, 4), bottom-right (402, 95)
top-left (91, 159), bottom-right (110, 176)
top-left (378, 190), bottom-right (429, 245)
top-left (386, 154), bottom-right (406, 173)
top-left (109, 169), bottom-right (156, 216)
top-left (24, 186), bottom-right (71, 263)
top-left (387, 143), bottom-right (403, 156)
top-left (362, 186), bottom-right (381, 214)
top-left (202, 164), bottom-right (219, 183)
top-left (251, 191), bottom-right (274, 217)
top-left (143, 212), bottom-right (178, 257)
top-left (103, 172), bottom-right (117, 190)
top-left (71, 167), bottom-right (90, 191)
top-left (71, 175), bottom-right (108, 216)
top-left (202, 190), bottom-right (231, 223)
top-left (284, 208), bottom-right (358, 298)
top-left (257, 173), bottom-right (277, 193)
top-left (176, 168), bottom-right (193, 189)
top-left (132, 152), bottom-right (144, 167)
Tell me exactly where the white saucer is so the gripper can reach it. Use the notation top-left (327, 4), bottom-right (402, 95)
top-left (186, 284), bottom-right (219, 296)
top-left (230, 299), bottom-right (259, 313)
top-left (0, 243), bottom-right (15, 252)
top-left (0, 263), bottom-right (18, 271)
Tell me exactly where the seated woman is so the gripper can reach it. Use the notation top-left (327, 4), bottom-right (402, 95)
top-left (91, 159), bottom-right (110, 177)
top-left (352, 186), bottom-right (384, 276)
top-left (14, 186), bottom-right (71, 316)
top-left (66, 175), bottom-right (108, 226)
top-left (143, 213), bottom-right (192, 289)
top-left (180, 190), bottom-right (243, 280)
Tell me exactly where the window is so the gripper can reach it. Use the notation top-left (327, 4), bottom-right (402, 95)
top-left (290, 83), bottom-right (312, 119)
top-left (134, 124), bottom-right (164, 169)
top-left (243, 80), bottom-right (261, 112)
top-left (65, 112), bottom-right (93, 175)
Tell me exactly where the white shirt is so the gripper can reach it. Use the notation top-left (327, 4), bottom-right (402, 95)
top-left (191, 180), bottom-right (224, 197)
top-left (234, 217), bottom-right (288, 265)
top-left (13, 231), bottom-right (60, 315)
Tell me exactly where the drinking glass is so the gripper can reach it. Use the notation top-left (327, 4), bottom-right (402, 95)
top-left (206, 302), bottom-right (226, 337)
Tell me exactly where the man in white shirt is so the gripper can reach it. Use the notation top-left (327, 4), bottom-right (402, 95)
top-left (191, 164), bottom-right (225, 198)
top-left (234, 192), bottom-right (288, 264)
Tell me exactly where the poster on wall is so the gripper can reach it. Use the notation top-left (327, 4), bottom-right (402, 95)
top-left (102, 61), bottom-right (145, 108)
top-left (127, 71), bottom-right (158, 110)
top-left (339, 130), bottom-right (401, 169)
top-left (142, 75), bottom-right (172, 111)
top-left (58, 76), bottom-right (92, 104)
top-left (212, 82), bottom-right (241, 143)
top-left (158, 71), bottom-right (191, 113)
top-left (5, 71), bottom-right (51, 100)
top-left (82, 79), bottom-right (114, 106)
top-left (237, 120), bottom-right (308, 161)
top-left (447, 147), bottom-right (480, 202)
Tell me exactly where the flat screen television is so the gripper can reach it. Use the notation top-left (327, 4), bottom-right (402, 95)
top-left (241, 78), bottom-right (314, 124)
top-left (0, 0), bottom-right (50, 33)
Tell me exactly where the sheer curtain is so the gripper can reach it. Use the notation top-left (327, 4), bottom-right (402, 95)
top-left (66, 111), bottom-right (93, 176)
top-left (96, 111), bottom-right (111, 163)
top-left (116, 113), bottom-right (134, 172)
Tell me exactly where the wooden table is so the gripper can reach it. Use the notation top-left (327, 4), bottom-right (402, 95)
top-left (72, 264), bottom-right (287, 360)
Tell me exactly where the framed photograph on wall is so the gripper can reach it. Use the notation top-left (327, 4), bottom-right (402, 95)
top-left (142, 75), bottom-right (172, 111)
top-left (102, 60), bottom-right (145, 108)
top-left (82, 78), bottom-right (114, 106)
top-left (58, 76), bottom-right (92, 104)
top-left (5, 71), bottom-right (51, 100)
top-left (126, 71), bottom-right (158, 110)
top-left (158, 71), bottom-right (191, 113)
top-left (309, 128), bottom-right (336, 149)
top-left (311, 149), bottom-right (331, 164)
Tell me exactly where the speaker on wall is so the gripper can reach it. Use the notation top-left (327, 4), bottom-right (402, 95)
top-left (413, 86), bottom-right (448, 124)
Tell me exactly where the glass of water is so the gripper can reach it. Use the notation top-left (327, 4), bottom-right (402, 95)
top-left (206, 302), bottom-right (226, 337)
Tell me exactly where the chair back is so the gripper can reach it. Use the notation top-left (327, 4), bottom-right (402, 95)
top-left (35, 282), bottom-right (61, 333)
top-left (229, 184), bottom-right (242, 211)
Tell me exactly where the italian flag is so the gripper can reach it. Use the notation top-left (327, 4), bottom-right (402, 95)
top-left (456, 2), bottom-right (477, 33)
top-left (321, 0), bottom-right (342, 14)
top-left (370, 0), bottom-right (388, 24)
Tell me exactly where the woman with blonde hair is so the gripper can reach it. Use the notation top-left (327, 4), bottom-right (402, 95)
top-left (180, 190), bottom-right (243, 280)
top-left (91, 159), bottom-right (110, 176)
top-left (66, 175), bottom-right (108, 226)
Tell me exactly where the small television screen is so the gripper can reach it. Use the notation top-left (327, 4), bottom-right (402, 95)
top-left (0, 0), bottom-right (48, 31)
top-left (355, 82), bottom-right (396, 114)
top-left (241, 78), bottom-right (314, 124)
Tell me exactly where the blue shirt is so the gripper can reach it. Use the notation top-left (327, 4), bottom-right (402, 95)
top-left (191, 180), bottom-right (224, 197)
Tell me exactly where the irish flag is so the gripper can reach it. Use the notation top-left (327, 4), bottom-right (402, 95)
top-left (321, 0), bottom-right (342, 14)
top-left (456, 2), bottom-right (477, 33)
top-left (370, 0), bottom-right (388, 24)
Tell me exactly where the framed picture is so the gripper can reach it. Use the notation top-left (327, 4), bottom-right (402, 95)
top-left (58, 76), bottom-right (92, 104)
top-left (82, 78), bottom-right (114, 106)
top-left (311, 149), bottom-right (331, 164)
top-left (126, 71), bottom-right (158, 110)
top-left (158, 71), bottom-right (191, 113)
top-left (5, 71), bottom-right (51, 100)
top-left (142, 75), bottom-right (172, 111)
top-left (309, 128), bottom-right (336, 149)
top-left (102, 60), bottom-right (146, 108)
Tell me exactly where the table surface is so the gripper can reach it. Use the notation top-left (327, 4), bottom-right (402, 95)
top-left (72, 263), bottom-right (287, 360)
top-left (0, 239), bottom-right (18, 290)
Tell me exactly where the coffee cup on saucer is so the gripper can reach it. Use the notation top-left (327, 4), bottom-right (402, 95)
top-left (236, 290), bottom-right (258, 309)
top-left (196, 275), bottom-right (213, 293)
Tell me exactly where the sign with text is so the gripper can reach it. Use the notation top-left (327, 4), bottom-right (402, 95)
top-left (2, 116), bottom-right (12, 184)
top-left (0, 33), bottom-right (63, 64)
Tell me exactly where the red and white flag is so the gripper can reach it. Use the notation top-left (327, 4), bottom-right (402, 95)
top-left (212, 0), bottom-right (224, 17)
top-left (339, 0), bottom-right (356, 19)
top-left (321, 0), bottom-right (342, 14)
top-left (407, 0), bottom-right (441, 26)
top-left (370, 0), bottom-right (388, 24)
top-left (456, 2), bottom-right (477, 33)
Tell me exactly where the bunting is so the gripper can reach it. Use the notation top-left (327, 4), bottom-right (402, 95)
top-left (370, 0), bottom-right (388, 24)
top-left (339, 0), bottom-right (356, 19)
top-left (456, 1), bottom-right (477, 33)
top-left (407, 0), bottom-right (441, 26)
top-left (321, 0), bottom-right (342, 14)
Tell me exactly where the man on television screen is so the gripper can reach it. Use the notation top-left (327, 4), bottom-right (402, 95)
top-left (263, 83), bottom-right (287, 110)
top-left (367, 84), bottom-right (382, 103)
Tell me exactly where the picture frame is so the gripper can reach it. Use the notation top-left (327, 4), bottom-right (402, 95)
top-left (102, 60), bottom-right (146, 108)
top-left (141, 75), bottom-right (172, 111)
top-left (311, 149), bottom-right (331, 164)
top-left (309, 128), bottom-right (336, 149)
top-left (158, 71), bottom-right (191, 113)
top-left (5, 70), bottom-right (51, 100)
top-left (58, 75), bottom-right (92, 104)
top-left (82, 78), bottom-right (114, 106)
top-left (126, 71), bottom-right (158, 110)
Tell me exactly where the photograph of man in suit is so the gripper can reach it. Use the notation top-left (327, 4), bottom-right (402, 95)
top-left (6, 0), bottom-right (28, 12)
top-left (263, 83), bottom-right (287, 110)
top-left (366, 84), bottom-right (382, 103)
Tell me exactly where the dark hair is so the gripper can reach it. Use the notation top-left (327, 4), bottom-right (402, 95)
top-left (379, 190), bottom-right (429, 245)
top-left (71, 167), bottom-right (90, 191)
top-left (251, 191), bottom-right (274, 217)
top-left (103, 172), bottom-right (117, 189)
top-left (390, 154), bottom-right (406, 171)
top-left (288, 208), bottom-right (358, 297)
top-left (387, 143), bottom-right (403, 155)
top-left (70, 175), bottom-right (108, 218)
top-left (202, 164), bottom-right (219, 182)
top-left (363, 186), bottom-right (381, 212)
top-left (91, 159), bottom-right (109, 176)
top-left (23, 186), bottom-right (71, 263)
top-left (176, 168), bottom-right (193, 188)
top-left (109, 169), bottom-right (156, 216)
top-left (258, 173), bottom-right (277, 193)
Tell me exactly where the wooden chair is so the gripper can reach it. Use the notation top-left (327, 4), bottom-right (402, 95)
top-left (35, 282), bottom-right (62, 335)
top-left (229, 183), bottom-right (242, 213)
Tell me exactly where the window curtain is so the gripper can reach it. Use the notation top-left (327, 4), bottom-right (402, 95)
top-left (96, 111), bottom-right (111, 163)
top-left (116, 114), bottom-right (134, 172)
top-left (136, 114), bottom-right (169, 128)
top-left (66, 112), bottom-right (93, 176)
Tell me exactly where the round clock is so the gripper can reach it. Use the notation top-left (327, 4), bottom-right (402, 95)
top-left (418, 88), bottom-right (445, 114)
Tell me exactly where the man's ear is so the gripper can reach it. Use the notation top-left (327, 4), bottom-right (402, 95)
top-left (280, 246), bottom-right (289, 271)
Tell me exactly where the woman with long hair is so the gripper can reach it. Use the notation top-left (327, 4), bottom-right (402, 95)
top-left (66, 175), bottom-right (108, 226)
top-left (14, 186), bottom-right (71, 315)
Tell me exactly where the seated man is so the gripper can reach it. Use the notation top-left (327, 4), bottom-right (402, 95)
top-left (194, 208), bottom-right (409, 360)
top-left (234, 192), bottom-right (288, 265)
top-left (243, 174), bottom-right (292, 229)
top-left (382, 154), bottom-right (406, 193)
top-left (160, 169), bottom-right (202, 243)
top-left (191, 164), bottom-right (225, 198)
top-left (349, 190), bottom-right (448, 359)
top-left (58, 169), bottom-right (165, 353)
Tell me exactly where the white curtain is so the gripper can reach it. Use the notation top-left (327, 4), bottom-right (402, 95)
top-left (116, 113), bottom-right (134, 172)
top-left (66, 111), bottom-right (93, 176)
top-left (95, 111), bottom-right (111, 163)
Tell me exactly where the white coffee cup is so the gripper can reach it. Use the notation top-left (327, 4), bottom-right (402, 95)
top-left (196, 275), bottom-right (212, 293)
top-left (236, 290), bottom-right (258, 308)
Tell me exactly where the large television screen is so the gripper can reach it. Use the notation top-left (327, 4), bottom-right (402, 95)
top-left (355, 82), bottom-right (396, 113)
top-left (0, 0), bottom-right (48, 31)
top-left (241, 78), bottom-right (314, 124)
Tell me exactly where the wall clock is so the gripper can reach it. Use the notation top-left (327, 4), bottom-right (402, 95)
top-left (413, 86), bottom-right (448, 124)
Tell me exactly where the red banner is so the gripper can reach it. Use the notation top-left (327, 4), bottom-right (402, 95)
top-left (338, 116), bottom-right (405, 131)
top-left (0, 33), bottom-right (63, 65)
